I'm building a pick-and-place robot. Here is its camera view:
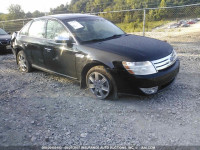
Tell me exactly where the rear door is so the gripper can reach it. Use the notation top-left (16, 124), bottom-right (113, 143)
top-left (27, 19), bottom-right (46, 67)
top-left (16, 21), bottom-right (32, 59)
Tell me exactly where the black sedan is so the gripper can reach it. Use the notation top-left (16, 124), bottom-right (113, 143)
top-left (12, 14), bottom-right (180, 99)
top-left (0, 28), bottom-right (11, 53)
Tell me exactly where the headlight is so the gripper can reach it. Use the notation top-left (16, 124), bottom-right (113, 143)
top-left (171, 49), bottom-right (177, 63)
top-left (122, 61), bottom-right (157, 75)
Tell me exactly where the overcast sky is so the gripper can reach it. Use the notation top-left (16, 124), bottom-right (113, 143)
top-left (0, 0), bottom-right (71, 13)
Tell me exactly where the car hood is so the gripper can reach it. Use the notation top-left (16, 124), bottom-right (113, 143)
top-left (83, 34), bottom-right (173, 61)
top-left (0, 34), bottom-right (11, 40)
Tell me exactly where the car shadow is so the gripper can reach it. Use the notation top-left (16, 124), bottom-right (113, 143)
top-left (23, 66), bottom-right (181, 104)
top-left (105, 86), bottom-right (177, 103)
top-left (112, 93), bottom-right (157, 102)
top-left (32, 68), bottom-right (176, 103)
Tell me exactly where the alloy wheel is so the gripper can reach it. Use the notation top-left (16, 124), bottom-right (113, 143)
top-left (88, 72), bottom-right (110, 99)
top-left (18, 53), bottom-right (27, 72)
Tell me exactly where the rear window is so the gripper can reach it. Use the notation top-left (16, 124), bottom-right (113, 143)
top-left (28, 20), bottom-right (46, 38)
top-left (20, 21), bottom-right (32, 36)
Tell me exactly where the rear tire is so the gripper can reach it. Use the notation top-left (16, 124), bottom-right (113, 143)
top-left (86, 66), bottom-right (113, 100)
top-left (17, 51), bottom-right (32, 73)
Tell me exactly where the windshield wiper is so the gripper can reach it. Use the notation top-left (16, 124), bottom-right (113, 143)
top-left (83, 38), bottom-right (107, 43)
top-left (106, 34), bottom-right (124, 39)
top-left (83, 34), bottom-right (125, 43)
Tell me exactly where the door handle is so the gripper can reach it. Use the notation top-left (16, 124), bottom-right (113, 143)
top-left (44, 48), bottom-right (52, 52)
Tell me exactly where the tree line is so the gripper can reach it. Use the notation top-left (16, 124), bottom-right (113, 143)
top-left (0, 0), bottom-right (199, 32)
top-left (0, 4), bottom-right (45, 21)
top-left (51, 0), bottom-right (200, 23)
top-left (0, 0), bottom-right (199, 21)
top-left (50, 0), bottom-right (200, 32)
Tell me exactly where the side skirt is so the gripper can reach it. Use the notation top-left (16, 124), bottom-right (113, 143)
top-left (32, 64), bottom-right (79, 82)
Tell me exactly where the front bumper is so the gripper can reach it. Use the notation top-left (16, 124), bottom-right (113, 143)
top-left (112, 59), bottom-right (180, 95)
top-left (0, 44), bottom-right (11, 50)
top-left (0, 45), bottom-right (6, 50)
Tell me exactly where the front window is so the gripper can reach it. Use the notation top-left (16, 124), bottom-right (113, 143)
top-left (0, 28), bottom-right (7, 35)
top-left (46, 20), bottom-right (69, 40)
top-left (65, 17), bottom-right (125, 43)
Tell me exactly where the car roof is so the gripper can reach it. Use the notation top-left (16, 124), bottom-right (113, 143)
top-left (38, 13), bottom-right (100, 21)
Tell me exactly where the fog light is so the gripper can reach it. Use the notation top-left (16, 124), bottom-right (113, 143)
top-left (140, 86), bottom-right (158, 95)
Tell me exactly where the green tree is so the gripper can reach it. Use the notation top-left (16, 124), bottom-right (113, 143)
top-left (158, 0), bottom-right (167, 20)
top-left (7, 4), bottom-right (25, 20)
top-left (25, 12), bottom-right (33, 18)
top-left (124, 13), bottom-right (131, 23)
top-left (0, 13), bottom-right (9, 21)
top-left (32, 10), bottom-right (45, 18)
top-left (50, 4), bottom-right (69, 14)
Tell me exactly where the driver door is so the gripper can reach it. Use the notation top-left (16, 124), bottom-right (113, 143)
top-left (44, 19), bottom-right (77, 78)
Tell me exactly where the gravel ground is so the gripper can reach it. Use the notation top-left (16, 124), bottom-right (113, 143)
top-left (0, 42), bottom-right (200, 147)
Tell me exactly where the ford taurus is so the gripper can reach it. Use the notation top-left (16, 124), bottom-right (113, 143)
top-left (12, 14), bottom-right (180, 99)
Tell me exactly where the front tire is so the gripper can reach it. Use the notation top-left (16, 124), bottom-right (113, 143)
top-left (86, 66), bottom-right (113, 100)
top-left (17, 51), bottom-right (32, 73)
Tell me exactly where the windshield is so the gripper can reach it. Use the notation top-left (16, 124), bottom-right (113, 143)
top-left (0, 28), bottom-right (7, 35)
top-left (65, 17), bottom-right (125, 43)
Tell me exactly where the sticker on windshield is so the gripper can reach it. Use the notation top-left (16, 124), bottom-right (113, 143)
top-left (68, 21), bottom-right (84, 30)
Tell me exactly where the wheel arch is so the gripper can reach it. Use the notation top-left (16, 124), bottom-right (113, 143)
top-left (80, 60), bottom-right (111, 89)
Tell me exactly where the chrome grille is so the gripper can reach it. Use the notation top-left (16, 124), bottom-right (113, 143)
top-left (152, 51), bottom-right (177, 71)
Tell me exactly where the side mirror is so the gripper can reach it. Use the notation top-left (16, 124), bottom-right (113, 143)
top-left (7, 32), bottom-right (11, 35)
top-left (55, 35), bottom-right (73, 46)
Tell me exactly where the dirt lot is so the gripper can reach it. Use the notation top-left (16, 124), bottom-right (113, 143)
top-left (0, 40), bottom-right (200, 147)
top-left (136, 22), bottom-right (200, 43)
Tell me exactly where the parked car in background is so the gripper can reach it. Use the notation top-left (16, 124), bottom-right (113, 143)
top-left (187, 20), bottom-right (196, 24)
top-left (168, 23), bottom-right (179, 29)
top-left (0, 28), bottom-right (11, 53)
top-left (169, 18), bottom-right (199, 29)
top-left (12, 14), bottom-right (180, 99)
top-left (178, 20), bottom-right (187, 26)
top-left (181, 23), bottom-right (190, 27)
